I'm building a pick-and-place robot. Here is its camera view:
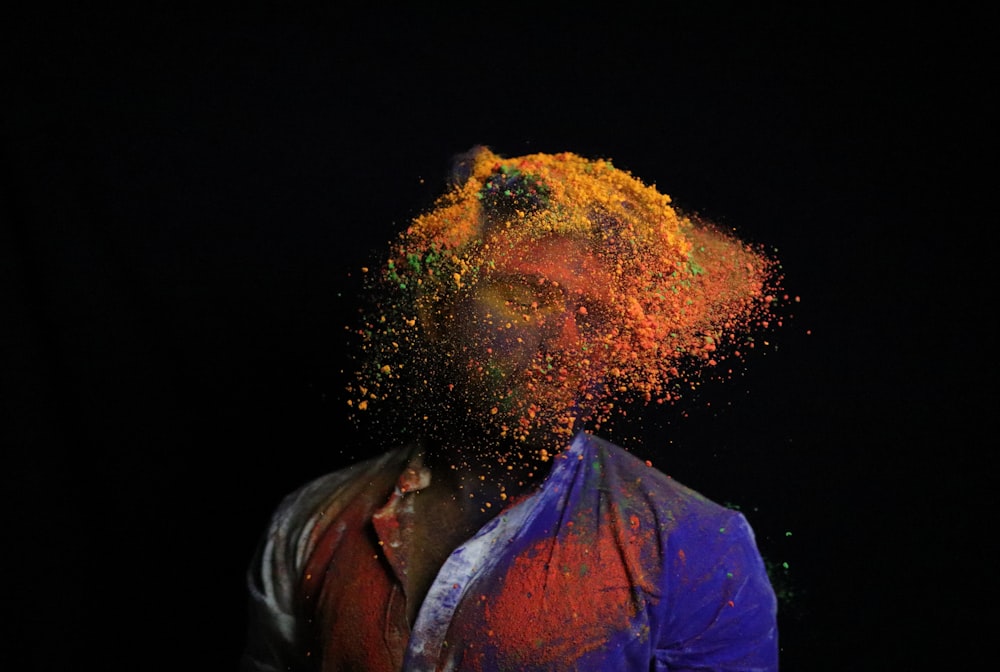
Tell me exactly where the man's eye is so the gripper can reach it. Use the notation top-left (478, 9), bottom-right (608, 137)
top-left (499, 284), bottom-right (547, 310)
top-left (504, 296), bottom-right (537, 310)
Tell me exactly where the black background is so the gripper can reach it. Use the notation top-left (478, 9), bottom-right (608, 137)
top-left (2, 5), bottom-right (991, 670)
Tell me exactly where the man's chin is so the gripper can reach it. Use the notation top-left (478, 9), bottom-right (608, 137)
top-left (491, 405), bottom-right (581, 450)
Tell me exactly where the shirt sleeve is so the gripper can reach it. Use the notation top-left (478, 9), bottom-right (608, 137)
top-left (240, 488), bottom-right (315, 672)
top-left (240, 452), bottom-right (401, 671)
top-left (653, 510), bottom-right (779, 672)
top-left (240, 466), bottom-right (366, 672)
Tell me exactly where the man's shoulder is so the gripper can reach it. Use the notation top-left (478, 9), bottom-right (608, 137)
top-left (280, 446), bottom-right (411, 513)
top-left (263, 445), bottom-right (413, 547)
top-left (579, 433), bottom-right (736, 521)
top-left (296, 448), bottom-right (405, 497)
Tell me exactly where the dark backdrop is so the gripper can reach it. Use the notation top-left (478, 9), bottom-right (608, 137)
top-left (2, 6), bottom-right (990, 670)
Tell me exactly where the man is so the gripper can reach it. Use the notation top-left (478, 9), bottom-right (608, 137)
top-left (242, 147), bottom-right (781, 671)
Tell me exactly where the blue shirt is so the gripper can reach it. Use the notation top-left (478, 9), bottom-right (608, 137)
top-left (243, 432), bottom-right (778, 671)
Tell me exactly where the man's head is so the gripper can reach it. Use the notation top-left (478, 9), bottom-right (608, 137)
top-left (433, 233), bottom-right (618, 450)
top-left (348, 147), bottom-right (780, 456)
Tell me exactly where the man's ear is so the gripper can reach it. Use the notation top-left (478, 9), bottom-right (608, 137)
top-left (448, 145), bottom-right (493, 188)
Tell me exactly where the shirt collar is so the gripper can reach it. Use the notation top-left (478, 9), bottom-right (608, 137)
top-left (370, 447), bottom-right (431, 589)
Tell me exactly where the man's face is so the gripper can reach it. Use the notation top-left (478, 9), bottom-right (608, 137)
top-left (441, 235), bottom-right (617, 447)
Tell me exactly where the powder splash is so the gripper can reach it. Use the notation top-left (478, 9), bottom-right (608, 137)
top-left (346, 147), bottom-right (783, 454)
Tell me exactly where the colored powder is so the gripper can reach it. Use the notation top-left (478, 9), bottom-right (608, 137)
top-left (346, 146), bottom-right (785, 455)
top-left (480, 528), bottom-right (640, 667)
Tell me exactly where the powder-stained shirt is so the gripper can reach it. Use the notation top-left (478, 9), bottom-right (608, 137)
top-left (242, 432), bottom-right (778, 671)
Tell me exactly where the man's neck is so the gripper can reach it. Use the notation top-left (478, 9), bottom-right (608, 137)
top-left (420, 437), bottom-right (557, 514)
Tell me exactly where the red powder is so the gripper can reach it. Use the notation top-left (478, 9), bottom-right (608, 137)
top-left (480, 528), bottom-right (642, 667)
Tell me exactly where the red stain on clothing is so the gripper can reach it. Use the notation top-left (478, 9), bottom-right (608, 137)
top-left (479, 526), bottom-right (639, 668)
top-left (301, 495), bottom-right (409, 672)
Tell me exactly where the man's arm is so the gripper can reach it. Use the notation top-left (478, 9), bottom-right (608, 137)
top-left (240, 502), bottom-right (312, 672)
top-left (653, 511), bottom-right (779, 671)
